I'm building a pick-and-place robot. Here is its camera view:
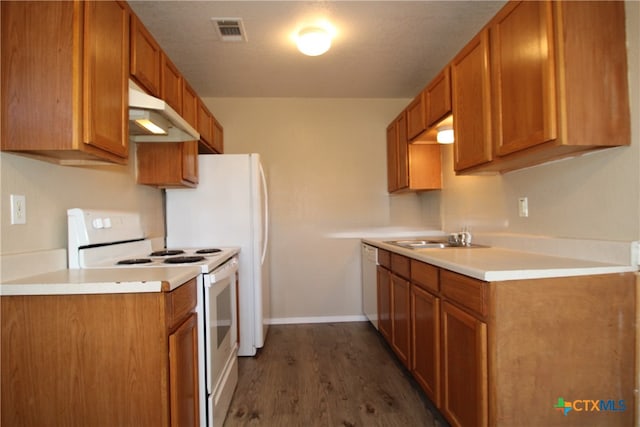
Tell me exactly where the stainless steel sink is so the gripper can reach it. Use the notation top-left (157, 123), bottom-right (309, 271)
top-left (385, 239), bottom-right (486, 249)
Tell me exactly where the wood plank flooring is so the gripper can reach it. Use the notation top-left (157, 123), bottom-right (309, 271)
top-left (224, 322), bottom-right (448, 427)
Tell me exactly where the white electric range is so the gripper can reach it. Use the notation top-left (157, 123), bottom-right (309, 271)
top-left (67, 208), bottom-right (239, 427)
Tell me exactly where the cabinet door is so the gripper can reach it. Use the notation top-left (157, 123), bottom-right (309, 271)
top-left (425, 67), bottom-right (452, 127)
top-left (169, 312), bottom-right (199, 427)
top-left (197, 100), bottom-right (214, 147)
top-left (396, 112), bottom-right (409, 190)
top-left (377, 265), bottom-right (392, 342)
top-left (451, 30), bottom-right (492, 172)
top-left (391, 273), bottom-right (411, 367)
top-left (162, 53), bottom-right (183, 114)
top-left (441, 301), bottom-right (488, 427)
top-left (136, 142), bottom-right (198, 188)
top-left (406, 92), bottom-right (426, 141)
top-left (182, 80), bottom-right (199, 130)
top-left (212, 117), bottom-right (224, 154)
top-left (130, 13), bottom-right (161, 96)
top-left (411, 285), bottom-right (440, 406)
top-left (491, 0), bottom-right (557, 156)
top-left (386, 120), bottom-right (399, 192)
top-left (82, 0), bottom-right (129, 159)
top-left (182, 141), bottom-right (198, 184)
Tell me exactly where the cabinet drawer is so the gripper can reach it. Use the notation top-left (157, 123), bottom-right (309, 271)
top-left (411, 260), bottom-right (439, 293)
top-left (391, 253), bottom-right (410, 279)
top-left (378, 249), bottom-right (391, 269)
top-left (441, 270), bottom-right (488, 317)
top-left (166, 278), bottom-right (197, 329)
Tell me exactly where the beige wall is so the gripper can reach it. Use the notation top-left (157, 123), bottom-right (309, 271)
top-left (0, 145), bottom-right (164, 255)
top-left (205, 98), bottom-right (438, 321)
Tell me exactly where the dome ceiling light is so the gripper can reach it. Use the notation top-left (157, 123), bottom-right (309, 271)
top-left (296, 26), bottom-right (332, 56)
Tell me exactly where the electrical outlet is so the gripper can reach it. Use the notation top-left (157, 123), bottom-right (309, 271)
top-left (10, 194), bottom-right (26, 224)
top-left (518, 197), bottom-right (528, 218)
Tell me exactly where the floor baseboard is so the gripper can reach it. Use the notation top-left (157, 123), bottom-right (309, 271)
top-left (267, 314), bottom-right (368, 325)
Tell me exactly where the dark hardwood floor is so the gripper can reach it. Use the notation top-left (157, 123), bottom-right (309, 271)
top-left (224, 322), bottom-right (447, 427)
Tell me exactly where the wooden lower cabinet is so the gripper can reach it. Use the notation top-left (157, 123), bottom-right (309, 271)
top-left (169, 312), bottom-right (199, 427)
top-left (390, 272), bottom-right (411, 367)
top-left (377, 264), bottom-right (392, 342)
top-left (441, 301), bottom-right (488, 427)
top-left (374, 248), bottom-right (635, 427)
top-left (411, 284), bottom-right (440, 406)
top-left (1, 279), bottom-right (200, 427)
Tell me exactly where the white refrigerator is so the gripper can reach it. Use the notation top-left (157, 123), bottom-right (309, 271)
top-left (166, 153), bottom-right (270, 357)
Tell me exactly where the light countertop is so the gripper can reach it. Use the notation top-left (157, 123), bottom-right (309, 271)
top-left (1, 247), bottom-right (241, 296)
top-left (0, 266), bottom-right (202, 296)
top-left (365, 238), bottom-right (638, 281)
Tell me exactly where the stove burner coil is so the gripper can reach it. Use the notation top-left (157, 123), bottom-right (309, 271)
top-left (164, 256), bottom-right (206, 264)
top-left (117, 258), bottom-right (153, 265)
top-left (150, 249), bottom-right (185, 257)
top-left (195, 248), bottom-right (222, 254)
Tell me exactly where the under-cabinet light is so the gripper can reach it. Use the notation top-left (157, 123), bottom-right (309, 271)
top-left (130, 109), bottom-right (169, 135)
top-left (436, 124), bottom-right (454, 144)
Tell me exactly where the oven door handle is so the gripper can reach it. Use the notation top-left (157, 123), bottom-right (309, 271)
top-left (206, 257), bottom-right (239, 286)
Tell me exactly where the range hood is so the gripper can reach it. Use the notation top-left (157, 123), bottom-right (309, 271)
top-left (128, 80), bottom-right (200, 142)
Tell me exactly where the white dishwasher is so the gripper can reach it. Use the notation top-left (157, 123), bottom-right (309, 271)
top-left (361, 243), bottom-right (379, 329)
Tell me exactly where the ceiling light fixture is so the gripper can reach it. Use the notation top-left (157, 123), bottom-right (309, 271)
top-left (296, 26), bottom-right (332, 56)
top-left (436, 124), bottom-right (454, 144)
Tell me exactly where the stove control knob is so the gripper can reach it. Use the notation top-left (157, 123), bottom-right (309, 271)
top-left (92, 218), bottom-right (104, 229)
top-left (103, 217), bottom-right (112, 228)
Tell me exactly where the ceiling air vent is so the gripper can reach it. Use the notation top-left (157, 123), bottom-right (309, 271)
top-left (212, 18), bottom-right (247, 42)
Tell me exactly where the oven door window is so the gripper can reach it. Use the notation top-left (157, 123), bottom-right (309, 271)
top-left (215, 285), bottom-right (232, 347)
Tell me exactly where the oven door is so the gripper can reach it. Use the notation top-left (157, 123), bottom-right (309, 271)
top-left (204, 256), bottom-right (239, 427)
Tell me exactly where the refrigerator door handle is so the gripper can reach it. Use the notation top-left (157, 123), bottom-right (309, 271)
top-left (259, 161), bottom-right (269, 265)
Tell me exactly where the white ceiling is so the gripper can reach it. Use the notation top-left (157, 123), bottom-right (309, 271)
top-left (128, 1), bottom-right (506, 98)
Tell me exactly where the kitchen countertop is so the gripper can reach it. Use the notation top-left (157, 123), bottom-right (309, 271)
top-left (0, 266), bottom-right (202, 296)
top-left (1, 247), bottom-right (241, 296)
top-left (365, 238), bottom-right (638, 281)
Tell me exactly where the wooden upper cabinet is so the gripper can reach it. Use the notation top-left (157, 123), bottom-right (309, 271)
top-left (386, 112), bottom-right (409, 192)
top-left (396, 113), bottom-right (409, 190)
top-left (197, 99), bottom-right (214, 147)
top-left (491, 0), bottom-right (557, 157)
top-left (425, 67), bottom-right (452, 128)
top-left (161, 53), bottom-right (183, 115)
top-left (182, 80), bottom-right (199, 130)
top-left (387, 110), bottom-right (442, 193)
top-left (408, 67), bottom-right (452, 143)
top-left (406, 92), bottom-right (426, 141)
top-left (386, 119), bottom-right (400, 193)
top-left (451, 29), bottom-right (492, 172)
top-left (555, 1), bottom-right (629, 148)
top-left (453, 0), bottom-right (630, 174)
top-left (1, 0), bottom-right (130, 164)
top-left (212, 117), bottom-right (224, 154)
top-left (83, 0), bottom-right (129, 159)
top-left (130, 13), bottom-right (161, 97)
top-left (136, 141), bottom-right (198, 188)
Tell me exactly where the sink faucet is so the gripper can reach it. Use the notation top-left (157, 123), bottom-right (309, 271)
top-left (449, 227), bottom-right (472, 247)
